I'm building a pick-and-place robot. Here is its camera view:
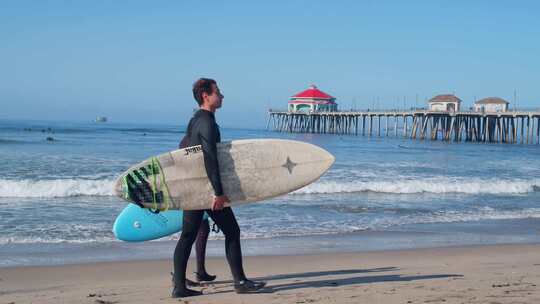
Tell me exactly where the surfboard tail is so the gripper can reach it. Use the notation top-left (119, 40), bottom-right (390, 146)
top-left (116, 157), bottom-right (173, 211)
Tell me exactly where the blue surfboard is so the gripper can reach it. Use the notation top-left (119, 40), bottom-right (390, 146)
top-left (113, 203), bottom-right (208, 242)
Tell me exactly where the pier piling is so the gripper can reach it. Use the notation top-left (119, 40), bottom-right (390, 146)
top-left (268, 110), bottom-right (540, 144)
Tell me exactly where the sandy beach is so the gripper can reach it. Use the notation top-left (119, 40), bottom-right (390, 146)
top-left (2, 243), bottom-right (540, 304)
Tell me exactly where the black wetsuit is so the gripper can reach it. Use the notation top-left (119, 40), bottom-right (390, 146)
top-left (173, 109), bottom-right (246, 285)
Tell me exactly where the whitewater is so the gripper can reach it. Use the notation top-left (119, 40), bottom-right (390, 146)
top-left (1, 176), bottom-right (539, 198)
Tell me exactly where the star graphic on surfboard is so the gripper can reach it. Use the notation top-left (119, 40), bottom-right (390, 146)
top-left (282, 156), bottom-right (297, 174)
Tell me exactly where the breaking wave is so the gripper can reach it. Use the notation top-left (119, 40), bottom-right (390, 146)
top-left (295, 178), bottom-right (540, 195)
top-left (2, 177), bottom-right (539, 198)
top-left (0, 179), bottom-right (115, 198)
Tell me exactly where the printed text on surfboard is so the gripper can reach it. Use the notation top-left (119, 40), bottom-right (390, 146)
top-left (184, 146), bottom-right (202, 155)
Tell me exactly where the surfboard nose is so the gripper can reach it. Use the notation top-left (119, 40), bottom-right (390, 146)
top-left (272, 139), bottom-right (335, 177)
top-left (323, 149), bottom-right (336, 169)
top-left (315, 143), bottom-right (335, 163)
top-left (304, 141), bottom-right (335, 172)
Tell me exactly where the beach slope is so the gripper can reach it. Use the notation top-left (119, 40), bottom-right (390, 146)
top-left (1, 244), bottom-right (540, 304)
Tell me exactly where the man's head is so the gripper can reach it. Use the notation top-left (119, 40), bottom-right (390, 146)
top-left (192, 78), bottom-right (224, 112)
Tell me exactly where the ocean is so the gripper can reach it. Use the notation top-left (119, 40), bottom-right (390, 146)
top-left (1, 119), bottom-right (540, 267)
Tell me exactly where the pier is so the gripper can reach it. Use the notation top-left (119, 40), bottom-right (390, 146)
top-left (267, 110), bottom-right (540, 144)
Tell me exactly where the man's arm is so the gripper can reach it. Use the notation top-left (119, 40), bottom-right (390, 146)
top-left (198, 119), bottom-right (224, 197)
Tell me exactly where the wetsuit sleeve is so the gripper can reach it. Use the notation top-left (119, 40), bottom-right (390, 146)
top-left (198, 119), bottom-right (224, 196)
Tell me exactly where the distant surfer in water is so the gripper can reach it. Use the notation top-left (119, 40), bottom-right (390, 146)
top-left (172, 78), bottom-right (266, 298)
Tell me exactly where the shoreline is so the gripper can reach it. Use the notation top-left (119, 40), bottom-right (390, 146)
top-left (3, 217), bottom-right (540, 268)
top-left (2, 243), bottom-right (540, 303)
top-left (4, 241), bottom-right (540, 268)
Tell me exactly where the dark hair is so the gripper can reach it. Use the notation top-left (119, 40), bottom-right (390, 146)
top-left (192, 78), bottom-right (217, 105)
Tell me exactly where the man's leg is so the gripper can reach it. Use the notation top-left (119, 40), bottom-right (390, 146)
top-left (207, 207), bottom-right (246, 281)
top-left (195, 218), bottom-right (216, 281)
top-left (172, 210), bottom-right (204, 297)
top-left (207, 207), bottom-right (265, 293)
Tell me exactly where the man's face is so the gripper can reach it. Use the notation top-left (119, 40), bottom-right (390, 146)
top-left (204, 84), bottom-right (224, 110)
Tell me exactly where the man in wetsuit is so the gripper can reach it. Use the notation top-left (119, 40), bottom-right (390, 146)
top-left (178, 140), bottom-right (216, 286)
top-left (172, 78), bottom-right (266, 298)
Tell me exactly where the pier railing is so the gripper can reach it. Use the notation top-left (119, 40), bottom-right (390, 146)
top-left (267, 110), bottom-right (540, 144)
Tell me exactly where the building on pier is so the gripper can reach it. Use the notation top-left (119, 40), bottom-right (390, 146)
top-left (288, 85), bottom-right (338, 113)
top-left (474, 97), bottom-right (509, 113)
top-left (427, 94), bottom-right (462, 112)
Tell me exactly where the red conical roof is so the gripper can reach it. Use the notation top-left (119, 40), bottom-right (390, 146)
top-left (291, 85), bottom-right (335, 100)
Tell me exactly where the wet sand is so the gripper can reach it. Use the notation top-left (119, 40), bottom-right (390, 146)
top-left (1, 244), bottom-right (540, 304)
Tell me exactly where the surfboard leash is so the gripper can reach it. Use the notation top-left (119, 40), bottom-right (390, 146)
top-left (150, 157), bottom-right (159, 212)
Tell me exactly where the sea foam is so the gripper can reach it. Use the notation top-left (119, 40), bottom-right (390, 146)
top-left (295, 178), bottom-right (540, 195)
top-left (2, 176), bottom-right (538, 198)
top-left (0, 178), bottom-right (114, 198)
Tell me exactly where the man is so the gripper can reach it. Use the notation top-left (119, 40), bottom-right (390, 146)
top-left (172, 78), bottom-right (266, 298)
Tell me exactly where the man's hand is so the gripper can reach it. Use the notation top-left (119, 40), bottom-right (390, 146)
top-left (212, 195), bottom-right (230, 211)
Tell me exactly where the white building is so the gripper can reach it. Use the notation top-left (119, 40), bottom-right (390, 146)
top-left (288, 85), bottom-right (338, 113)
top-left (474, 97), bottom-right (509, 113)
top-left (427, 94), bottom-right (462, 112)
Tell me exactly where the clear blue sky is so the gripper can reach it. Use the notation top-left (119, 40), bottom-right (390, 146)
top-left (1, 1), bottom-right (539, 128)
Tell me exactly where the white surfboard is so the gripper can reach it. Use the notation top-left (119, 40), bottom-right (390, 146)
top-left (113, 139), bottom-right (334, 210)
